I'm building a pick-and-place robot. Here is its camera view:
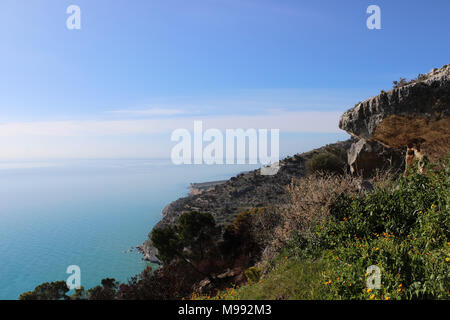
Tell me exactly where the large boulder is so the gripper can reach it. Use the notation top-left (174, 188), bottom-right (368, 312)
top-left (347, 139), bottom-right (404, 177)
top-left (339, 64), bottom-right (450, 173)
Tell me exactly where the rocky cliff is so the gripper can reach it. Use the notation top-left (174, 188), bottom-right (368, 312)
top-left (140, 64), bottom-right (450, 263)
top-left (339, 64), bottom-right (450, 174)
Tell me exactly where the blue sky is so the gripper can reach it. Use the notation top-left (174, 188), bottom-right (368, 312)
top-left (0, 0), bottom-right (449, 159)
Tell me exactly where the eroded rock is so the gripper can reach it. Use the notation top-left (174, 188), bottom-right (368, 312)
top-left (339, 64), bottom-right (450, 173)
top-left (347, 139), bottom-right (404, 177)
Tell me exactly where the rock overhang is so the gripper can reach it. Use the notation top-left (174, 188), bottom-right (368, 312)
top-left (339, 64), bottom-right (450, 160)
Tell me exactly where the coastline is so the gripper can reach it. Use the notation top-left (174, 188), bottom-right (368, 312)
top-left (137, 139), bottom-right (355, 264)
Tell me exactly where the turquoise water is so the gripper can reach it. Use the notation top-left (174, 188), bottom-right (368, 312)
top-left (0, 159), bottom-right (258, 300)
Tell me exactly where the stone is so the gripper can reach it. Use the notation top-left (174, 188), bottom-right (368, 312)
top-left (347, 139), bottom-right (404, 177)
top-left (339, 64), bottom-right (450, 174)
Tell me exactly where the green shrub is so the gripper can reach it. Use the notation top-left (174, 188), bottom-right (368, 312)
top-left (210, 157), bottom-right (449, 301)
top-left (325, 145), bottom-right (348, 163)
top-left (151, 211), bottom-right (220, 265)
top-left (316, 157), bottom-right (450, 299)
top-left (244, 267), bottom-right (262, 284)
top-left (19, 281), bottom-right (69, 300)
top-left (307, 153), bottom-right (346, 174)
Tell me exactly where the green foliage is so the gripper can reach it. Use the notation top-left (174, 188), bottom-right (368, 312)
top-left (151, 226), bottom-right (183, 264)
top-left (307, 152), bottom-right (346, 174)
top-left (325, 145), bottom-right (348, 163)
top-left (220, 208), bottom-right (262, 264)
top-left (178, 211), bottom-right (218, 260)
top-left (151, 211), bottom-right (219, 265)
top-left (244, 267), bottom-right (261, 284)
top-left (87, 278), bottom-right (119, 300)
top-left (316, 157), bottom-right (450, 299)
top-left (19, 281), bottom-right (69, 300)
top-left (219, 157), bottom-right (449, 300)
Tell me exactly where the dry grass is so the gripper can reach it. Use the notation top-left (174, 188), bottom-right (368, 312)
top-left (283, 173), bottom-right (364, 237)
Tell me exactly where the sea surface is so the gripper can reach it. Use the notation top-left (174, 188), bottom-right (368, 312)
top-left (0, 159), bottom-right (259, 300)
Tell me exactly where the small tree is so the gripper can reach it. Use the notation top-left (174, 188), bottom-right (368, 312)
top-left (151, 211), bottom-right (220, 279)
top-left (151, 226), bottom-right (182, 264)
top-left (87, 278), bottom-right (119, 300)
top-left (19, 281), bottom-right (69, 300)
top-left (178, 211), bottom-right (218, 260)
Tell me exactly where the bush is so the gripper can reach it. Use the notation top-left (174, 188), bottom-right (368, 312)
top-left (244, 267), bottom-right (261, 284)
top-left (268, 173), bottom-right (364, 259)
top-left (317, 157), bottom-right (449, 299)
top-left (87, 278), bottom-right (119, 300)
top-left (229, 156), bottom-right (449, 300)
top-left (19, 281), bottom-right (69, 300)
top-left (325, 145), bottom-right (348, 164)
top-left (393, 77), bottom-right (408, 88)
top-left (151, 211), bottom-right (220, 265)
top-left (307, 153), bottom-right (346, 174)
top-left (248, 207), bottom-right (281, 250)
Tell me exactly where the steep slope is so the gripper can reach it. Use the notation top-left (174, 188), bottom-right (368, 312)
top-left (139, 139), bottom-right (354, 262)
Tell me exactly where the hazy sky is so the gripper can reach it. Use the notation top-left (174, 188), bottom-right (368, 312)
top-left (0, 0), bottom-right (449, 159)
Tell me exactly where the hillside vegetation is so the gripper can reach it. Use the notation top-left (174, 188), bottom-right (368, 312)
top-left (199, 157), bottom-right (450, 300)
top-left (19, 156), bottom-right (449, 300)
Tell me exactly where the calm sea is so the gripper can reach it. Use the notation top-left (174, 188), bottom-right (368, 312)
top-left (0, 159), bottom-right (258, 300)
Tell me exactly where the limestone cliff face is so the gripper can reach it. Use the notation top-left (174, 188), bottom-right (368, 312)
top-left (339, 64), bottom-right (450, 173)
